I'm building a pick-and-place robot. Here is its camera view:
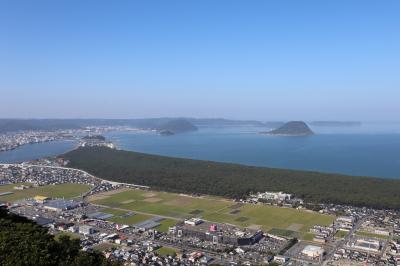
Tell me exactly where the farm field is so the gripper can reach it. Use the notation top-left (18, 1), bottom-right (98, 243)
top-left (0, 183), bottom-right (92, 201)
top-left (91, 188), bottom-right (334, 238)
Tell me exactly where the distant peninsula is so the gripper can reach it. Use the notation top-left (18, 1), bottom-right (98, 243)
top-left (310, 121), bottom-right (362, 127)
top-left (157, 119), bottom-right (198, 135)
top-left (261, 121), bottom-right (314, 136)
top-left (82, 135), bottom-right (106, 141)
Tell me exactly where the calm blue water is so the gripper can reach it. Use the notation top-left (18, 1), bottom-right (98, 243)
top-left (0, 140), bottom-right (77, 163)
top-left (104, 126), bottom-right (400, 179)
top-left (1, 124), bottom-right (400, 179)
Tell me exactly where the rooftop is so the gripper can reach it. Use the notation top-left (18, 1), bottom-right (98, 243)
top-left (177, 220), bottom-right (258, 238)
top-left (43, 199), bottom-right (81, 210)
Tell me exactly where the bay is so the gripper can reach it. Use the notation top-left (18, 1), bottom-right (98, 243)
top-left (0, 140), bottom-right (77, 163)
top-left (1, 123), bottom-right (400, 179)
top-left (105, 125), bottom-right (400, 179)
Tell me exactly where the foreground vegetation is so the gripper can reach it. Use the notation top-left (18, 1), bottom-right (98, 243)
top-left (64, 147), bottom-right (400, 209)
top-left (0, 207), bottom-right (119, 266)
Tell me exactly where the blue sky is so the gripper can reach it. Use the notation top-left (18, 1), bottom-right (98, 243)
top-left (1, 0), bottom-right (399, 120)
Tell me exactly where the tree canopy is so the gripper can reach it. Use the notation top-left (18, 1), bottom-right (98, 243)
top-left (0, 207), bottom-right (119, 266)
top-left (63, 147), bottom-right (400, 209)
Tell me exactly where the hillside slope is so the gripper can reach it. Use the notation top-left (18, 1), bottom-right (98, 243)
top-left (262, 121), bottom-right (314, 136)
top-left (157, 119), bottom-right (198, 134)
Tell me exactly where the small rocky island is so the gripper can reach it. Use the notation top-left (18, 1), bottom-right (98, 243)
top-left (157, 119), bottom-right (198, 135)
top-left (261, 121), bottom-right (314, 136)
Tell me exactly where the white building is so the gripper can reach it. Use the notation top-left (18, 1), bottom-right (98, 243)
top-left (257, 191), bottom-right (292, 201)
top-left (79, 225), bottom-right (95, 235)
top-left (273, 255), bottom-right (288, 263)
top-left (184, 218), bottom-right (203, 226)
top-left (336, 216), bottom-right (355, 224)
top-left (301, 245), bottom-right (324, 258)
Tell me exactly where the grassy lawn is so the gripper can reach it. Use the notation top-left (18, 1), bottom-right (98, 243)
top-left (356, 231), bottom-right (390, 240)
top-left (0, 183), bottom-right (91, 202)
top-left (91, 188), bottom-right (334, 239)
top-left (156, 246), bottom-right (178, 256)
top-left (155, 219), bottom-right (178, 233)
top-left (94, 189), bottom-right (233, 219)
top-left (108, 213), bottom-right (152, 225)
top-left (302, 232), bottom-right (316, 241)
top-left (335, 230), bottom-right (348, 239)
top-left (268, 228), bottom-right (300, 238)
top-left (101, 208), bottom-right (129, 216)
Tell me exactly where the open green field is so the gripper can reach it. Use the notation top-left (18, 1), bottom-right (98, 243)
top-left (108, 213), bottom-right (153, 225)
top-left (302, 233), bottom-right (316, 241)
top-left (356, 231), bottom-right (390, 240)
top-left (0, 183), bottom-right (92, 201)
top-left (335, 230), bottom-right (348, 239)
top-left (156, 219), bottom-right (179, 233)
top-left (92, 188), bottom-right (334, 238)
top-left (156, 246), bottom-right (178, 256)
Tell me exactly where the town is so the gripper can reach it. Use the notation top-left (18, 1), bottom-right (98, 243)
top-left (0, 129), bottom-right (78, 152)
top-left (1, 159), bottom-right (400, 265)
top-left (0, 126), bottom-right (145, 152)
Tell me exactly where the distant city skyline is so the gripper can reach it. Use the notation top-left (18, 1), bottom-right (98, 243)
top-left (1, 1), bottom-right (399, 120)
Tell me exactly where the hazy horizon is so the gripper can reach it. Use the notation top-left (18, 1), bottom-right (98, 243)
top-left (1, 116), bottom-right (400, 123)
top-left (1, 1), bottom-right (399, 121)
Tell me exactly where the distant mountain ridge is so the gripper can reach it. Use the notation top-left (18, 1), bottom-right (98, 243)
top-left (261, 121), bottom-right (314, 136)
top-left (0, 118), bottom-right (278, 133)
top-left (310, 121), bottom-right (362, 127)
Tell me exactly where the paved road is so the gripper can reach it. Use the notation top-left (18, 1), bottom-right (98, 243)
top-left (323, 216), bottom-right (369, 265)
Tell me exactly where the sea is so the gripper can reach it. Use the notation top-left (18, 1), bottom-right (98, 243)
top-left (1, 122), bottom-right (400, 179)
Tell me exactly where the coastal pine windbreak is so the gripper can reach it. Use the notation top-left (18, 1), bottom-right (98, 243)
top-left (64, 147), bottom-right (400, 209)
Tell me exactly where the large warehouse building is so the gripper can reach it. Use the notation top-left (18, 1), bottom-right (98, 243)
top-left (301, 245), bottom-right (325, 258)
top-left (43, 199), bottom-right (82, 212)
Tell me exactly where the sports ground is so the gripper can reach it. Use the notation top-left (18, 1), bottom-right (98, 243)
top-left (0, 182), bottom-right (92, 201)
top-left (91, 188), bottom-right (334, 238)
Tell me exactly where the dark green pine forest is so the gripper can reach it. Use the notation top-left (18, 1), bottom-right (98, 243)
top-left (63, 147), bottom-right (400, 209)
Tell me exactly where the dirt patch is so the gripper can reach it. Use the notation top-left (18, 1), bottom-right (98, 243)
top-left (235, 216), bottom-right (249, 222)
top-left (286, 223), bottom-right (303, 231)
top-left (230, 209), bottom-right (241, 215)
top-left (143, 197), bottom-right (163, 203)
top-left (93, 242), bottom-right (116, 252)
top-left (164, 198), bottom-right (191, 207)
top-left (121, 199), bottom-right (135, 204)
top-left (247, 224), bottom-right (262, 230)
top-left (143, 192), bottom-right (157, 198)
top-left (229, 203), bottom-right (243, 209)
top-left (88, 188), bottom-right (130, 202)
